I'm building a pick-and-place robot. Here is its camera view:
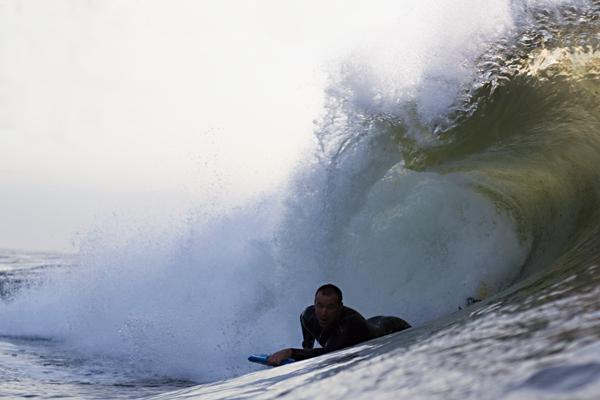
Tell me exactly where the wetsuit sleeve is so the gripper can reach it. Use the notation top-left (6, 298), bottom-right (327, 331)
top-left (290, 346), bottom-right (329, 361)
top-left (300, 312), bottom-right (315, 349)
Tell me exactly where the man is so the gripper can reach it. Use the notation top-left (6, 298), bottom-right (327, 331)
top-left (267, 284), bottom-right (411, 366)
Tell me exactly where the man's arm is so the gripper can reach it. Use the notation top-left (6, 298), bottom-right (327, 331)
top-left (300, 309), bottom-right (315, 349)
top-left (267, 348), bottom-right (294, 365)
top-left (267, 307), bottom-right (317, 366)
top-left (290, 346), bottom-right (329, 361)
top-left (268, 346), bottom-right (330, 364)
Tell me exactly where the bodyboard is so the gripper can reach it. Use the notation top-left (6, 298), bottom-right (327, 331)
top-left (248, 354), bottom-right (295, 366)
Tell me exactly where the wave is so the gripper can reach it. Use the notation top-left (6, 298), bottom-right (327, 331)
top-left (413, 3), bottom-right (600, 279)
top-left (304, 0), bottom-right (600, 311)
top-left (0, 0), bottom-right (599, 386)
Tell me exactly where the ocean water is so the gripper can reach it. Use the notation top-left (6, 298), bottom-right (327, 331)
top-left (2, 0), bottom-right (600, 399)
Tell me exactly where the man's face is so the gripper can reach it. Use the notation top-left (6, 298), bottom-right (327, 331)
top-left (314, 292), bottom-right (342, 329)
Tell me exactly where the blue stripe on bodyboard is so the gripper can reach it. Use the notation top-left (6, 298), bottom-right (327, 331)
top-left (248, 354), bottom-right (295, 366)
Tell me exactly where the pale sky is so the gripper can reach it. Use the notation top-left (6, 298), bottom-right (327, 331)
top-left (0, 0), bottom-right (403, 252)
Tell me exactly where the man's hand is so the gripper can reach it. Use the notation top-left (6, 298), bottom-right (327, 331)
top-left (267, 348), bottom-right (292, 366)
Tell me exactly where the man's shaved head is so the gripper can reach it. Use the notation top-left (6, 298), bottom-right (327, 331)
top-left (315, 284), bottom-right (343, 304)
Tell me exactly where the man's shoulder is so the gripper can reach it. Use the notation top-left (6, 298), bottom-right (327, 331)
top-left (341, 306), bottom-right (367, 324)
top-left (301, 305), bottom-right (316, 320)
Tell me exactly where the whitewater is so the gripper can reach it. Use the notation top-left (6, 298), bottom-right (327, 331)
top-left (1, 0), bottom-right (600, 399)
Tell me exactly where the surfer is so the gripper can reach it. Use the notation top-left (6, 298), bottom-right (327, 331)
top-left (267, 284), bottom-right (411, 366)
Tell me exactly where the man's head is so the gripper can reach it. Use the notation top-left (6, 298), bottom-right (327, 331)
top-left (314, 284), bottom-right (343, 329)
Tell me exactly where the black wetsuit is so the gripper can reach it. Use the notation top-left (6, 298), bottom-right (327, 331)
top-left (290, 305), bottom-right (411, 361)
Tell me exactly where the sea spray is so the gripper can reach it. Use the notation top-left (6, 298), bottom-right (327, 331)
top-left (0, 200), bottom-right (298, 381)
